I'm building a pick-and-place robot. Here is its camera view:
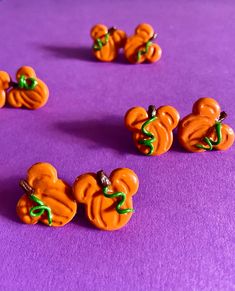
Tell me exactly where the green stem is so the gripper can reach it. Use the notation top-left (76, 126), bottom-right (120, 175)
top-left (137, 41), bottom-right (152, 61)
top-left (103, 186), bottom-right (134, 215)
top-left (93, 33), bottom-right (110, 51)
top-left (29, 194), bottom-right (52, 226)
top-left (18, 75), bottom-right (38, 90)
top-left (196, 121), bottom-right (222, 151)
top-left (209, 121), bottom-right (222, 145)
top-left (139, 117), bottom-right (157, 155)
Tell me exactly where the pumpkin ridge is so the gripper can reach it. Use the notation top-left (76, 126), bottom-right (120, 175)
top-left (133, 119), bottom-right (147, 130)
top-left (49, 211), bottom-right (69, 219)
top-left (155, 120), bottom-right (171, 153)
top-left (9, 90), bottom-right (35, 108)
top-left (125, 36), bottom-right (142, 51)
top-left (106, 37), bottom-right (114, 60)
top-left (23, 83), bottom-right (47, 104)
top-left (83, 182), bottom-right (94, 202)
top-left (96, 195), bottom-right (107, 228)
top-left (87, 199), bottom-right (95, 221)
top-left (197, 104), bottom-right (220, 118)
top-left (188, 125), bottom-right (210, 140)
top-left (164, 112), bottom-right (175, 129)
top-left (41, 192), bottom-right (75, 212)
top-left (18, 90), bottom-right (41, 107)
top-left (26, 83), bottom-right (45, 102)
top-left (8, 90), bottom-right (23, 107)
top-left (88, 191), bottom-right (101, 222)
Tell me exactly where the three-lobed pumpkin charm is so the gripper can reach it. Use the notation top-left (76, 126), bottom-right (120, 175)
top-left (124, 23), bottom-right (162, 64)
top-left (125, 105), bottom-right (180, 156)
top-left (8, 66), bottom-right (49, 109)
top-left (73, 168), bottom-right (139, 231)
top-left (0, 71), bottom-right (11, 108)
top-left (0, 66), bottom-right (49, 109)
top-left (16, 162), bottom-right (77, 227)
top-left (178, 97), bottom-right (234, 152)
top-left (91, 24), bottom-right (127, 62)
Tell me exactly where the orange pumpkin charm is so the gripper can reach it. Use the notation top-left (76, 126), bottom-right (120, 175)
top-left (73, 168), bottom-right (139, 231)
top-left (125, 105), bottom-right (180, 156)
top-left (124, 23), bottom-right (162, 64)
top-left (178, 97), bottom-right (235, 152)
top-left (16, 162), bottom-right (77, 227)
top-left (91, 24), bottom-right (127, 62)
top-left (0, 71), bottom-right (11, 108)
top-left (7, 66), bottom-right (49, 109)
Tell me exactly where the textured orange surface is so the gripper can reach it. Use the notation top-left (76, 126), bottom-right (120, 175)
top-left (16, 162), bottom-right (77, 227)
top-left (91, 24), bottom-right (127, 62)
top-left (124, 23), bottom-right (162, 64)
top-left (7, 66), bottom-right (49, 110)
top-left (178, 97), bottom-right (234, 152)
top-left (0, 71), bottom-right (11, 108)
top-left (125, 105), bottom-right (180, 155)
top-left (73, 168), bottom-right (139, 230)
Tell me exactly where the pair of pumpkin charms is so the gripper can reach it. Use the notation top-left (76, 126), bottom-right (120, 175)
top-left (0, 66), bottom-right (49, 110)
top-left (91, 23), bottom-right (162, 64)
top-left (125, 98), bottom-right (234, 155)
top-left (16, 162), bottom-right (139, 231)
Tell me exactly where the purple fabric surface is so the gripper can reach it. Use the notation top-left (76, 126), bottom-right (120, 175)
top-left (0, 0), bottom-right (234, 290)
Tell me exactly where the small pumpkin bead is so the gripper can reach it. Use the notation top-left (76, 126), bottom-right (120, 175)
top-left (0, 71), bottom-right (11, 108)
top-left (91, 24), bottom-right (127, 62)
top-left (16, 162), bottom-right (77, 227)
top-left (124, 23), bottom-right (162, 64)
top-left (125, 105), bottom-right (180, 156)
top-left (7, 66), bottom-right (49, 110)
top-left (178, 97), bottom-right (234, 152)
top-left (73, 168), bottom-right (139, 231)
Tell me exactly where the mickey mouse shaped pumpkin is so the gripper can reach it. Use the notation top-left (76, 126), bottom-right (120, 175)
top-left (124, 23), bottom-right (162, 64)
top-left (91, 24), bottom-right (127, 62)
top-left (16, 162), bottom-right (77, 227)
top-left (0, 71), bottom-right (11, 108)
top-left (125, 105), bottom-right (180, 156)
top-left (178, 97), bottom-right (234, 152)
top-left (73, 168), bottom-right (139, 231)
top-left (7, 66), bottom-right (49, 110)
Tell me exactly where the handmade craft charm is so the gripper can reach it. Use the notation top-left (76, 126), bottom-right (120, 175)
top-left (16, 162), bottom-right (77, 227)
top-left (125, 105), bottom-right (180, 155)
top-left (0, 71), bottom-right (11, 108)
top-left (73, 168), bottom-right (139, 230)
top-left (178, 97), bottom-right (234, 152)
top-left (6, 66), bottom-right (49, 109)
top-left (124, 23), bottom-right (162, 64)
top-left (91, 24), bottom-right (127, 62)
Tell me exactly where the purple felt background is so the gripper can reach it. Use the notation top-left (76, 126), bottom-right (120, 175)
top-left (0, 0), bottom-right (234, 290)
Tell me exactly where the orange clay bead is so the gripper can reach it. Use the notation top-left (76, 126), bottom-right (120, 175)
top-left (16, 162), bottom-right (77, 227)
top-left (0, 71), bottom-right (11, 108)
top-left (124, 23), bottom-right (162, 64)
top-left (178, 97), bottom-right (235, 152)
top-left (7, 66), bottom-right (49, 110)
top-left (125, 105), bottom-right (180, 156)
top-left (91, 24), bottom-right (127, 62)
top-left (73, 168), bottom-right (139, 231)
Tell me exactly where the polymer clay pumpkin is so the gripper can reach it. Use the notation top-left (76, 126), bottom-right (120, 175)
top-left (16, 162), bottom-right (77, 227)
top-left (0, 71), bottom-right (11, 108)
top-left (124, 23), bottom-right (162, 64)
top-left (178, 97), bottom-right (234, 152)
top-left (91, 24), bottom-right (127, 62)
top-left (125, 105), bottom-right (180, 156)
top-left (7, 66), bottom-right (49, 109)
top-left (73, 168), bottom-right (139, 231)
